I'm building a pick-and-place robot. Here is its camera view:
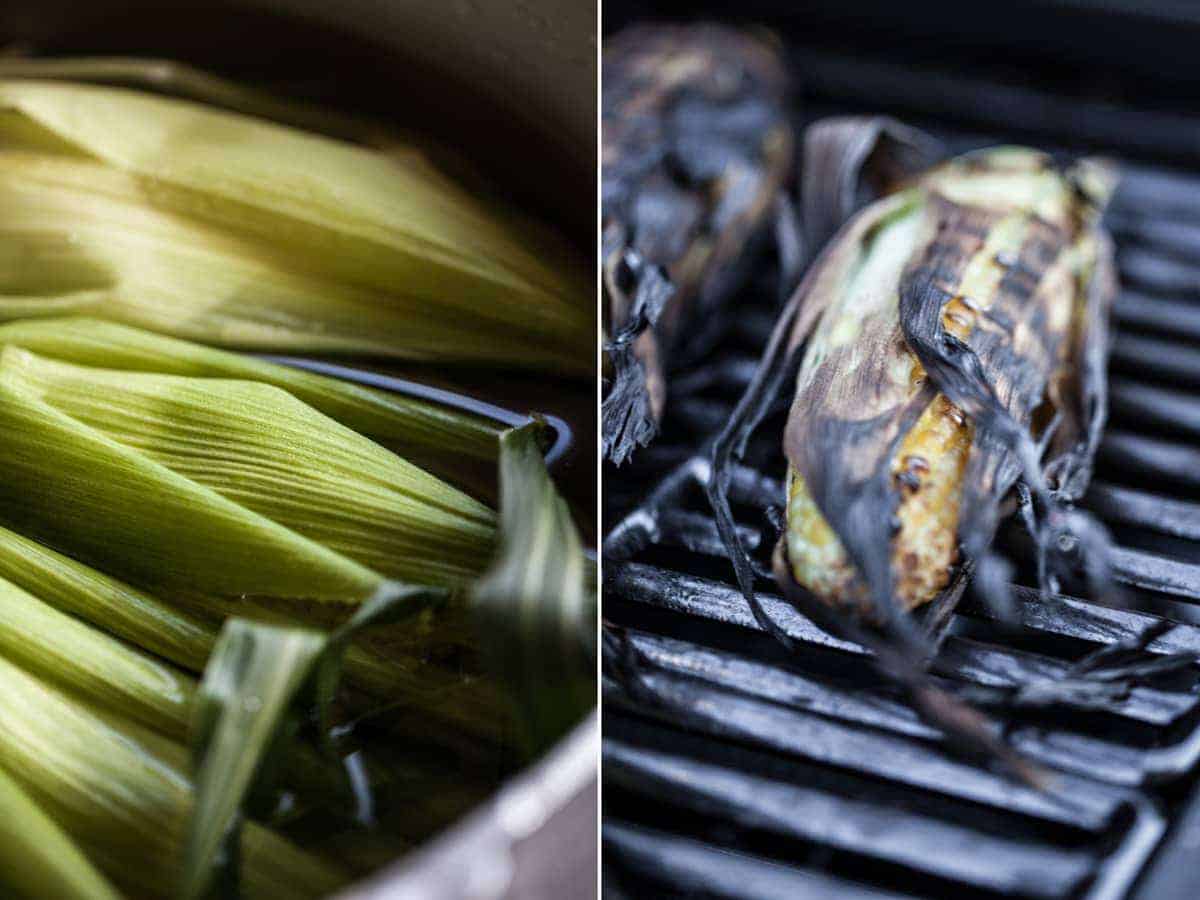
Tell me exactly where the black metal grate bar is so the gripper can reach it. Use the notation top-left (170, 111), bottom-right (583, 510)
top-left (1086, 484), bottom-right (1200, 544)
top-left (605, 737), bottom-right (1096, 897)
top-left (605, 822), bottom-right (915, 900)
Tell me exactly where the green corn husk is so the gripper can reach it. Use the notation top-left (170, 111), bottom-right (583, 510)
top-left (186, 620), bottom-right (329, 900)
top-left (0, 374), bottom-right (382, 600)
top-left (0, 382), bottom-right (508, 741)
top-left (0, 766), bottom-right (122, 900)
top-left (0, 317), bottom-right (500, 460)
top-left (0, 523), bottom-right (215, 672)
top-left (0, 654), bottom-right (346, 899)
top-left (0, 56), bottom-right (381, 142)
top-left (0, 346), bottom-right (495, 588)
top-left (0, 520), bottom-right (508, 745)
top-left (0, 542), bottom-right (459, 831)
top-left (0, 573), bottom-right (195, 738)
top-left (186, 584), bottom-right (443, 897)
top-left (0, 556), bottom-right (383, 809)
top-left (0, 81), bottom-right (591, 372)
top-left (473, 423), bottom-right (597, 754)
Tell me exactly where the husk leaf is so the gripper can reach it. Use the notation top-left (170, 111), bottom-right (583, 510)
top-left (472, 422), bottom-right (596, 754)
top-left (0, 375), bottom-right (382, 601)
top-left (0, 654), bottom-right (346, 899)
top-left (186, 582), bottom-right (444, 898)
top-left (0, 765), bottom-right (122, 900)
top-left (0, 523), bottom-right (215, 672)
top-left (0, 347), bottom-right (494, 588)
top-left (0, 81), bottom-right (592, 372)
top-left (0, 317), bottom-right (500, 461)
top-left (0, 573), bottom-right (195, 738)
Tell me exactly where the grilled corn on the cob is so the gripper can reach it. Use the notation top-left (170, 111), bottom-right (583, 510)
top-left (779, 147), bottom-right (1115, 612)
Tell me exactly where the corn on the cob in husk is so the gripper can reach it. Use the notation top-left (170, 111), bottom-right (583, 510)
top-left (0, 80), bottom-right (591, 372)
top-left (0, 317), bottom-right (500, 461)
top-left (602, 23), bottom-right (793, 463)
top-left (0, 62), bottom-right (584, 900)
top-left (0, 347), bottom-right (494, 594)
top-left (0, 523), bottom-right (215, 672)
top-left (775, 144), bottom-right (1116, 616)
top-left (0, 522), bottom-right (489, 735)
top-left (0, 654), bottom-right (346, 900)
top-left (0, 573), bottom-right (195, 739)
top-left (0, 350), bottom-right (514, 751)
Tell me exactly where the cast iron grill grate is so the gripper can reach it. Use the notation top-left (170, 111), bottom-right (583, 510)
top-left (603, 52), bottom-right (1200, 900)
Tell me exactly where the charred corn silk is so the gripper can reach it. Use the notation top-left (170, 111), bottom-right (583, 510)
top-left (784, 148), bottom-right (1111, 609)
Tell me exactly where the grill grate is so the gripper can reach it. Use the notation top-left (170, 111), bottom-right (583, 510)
top-left (602, 48), bottom-right (1200, 900)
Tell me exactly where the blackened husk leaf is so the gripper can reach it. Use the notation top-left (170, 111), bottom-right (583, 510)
top-left (897, 161), bottom-right (1117, 590)
top-left (801, 115), bottom-right (943, 252)
top-left (600, 246), bottom-right (673, 463)
top-left (602, 23), bottom-right (793, 464)
top-left (1044, 230), bottom-right (1117, 501)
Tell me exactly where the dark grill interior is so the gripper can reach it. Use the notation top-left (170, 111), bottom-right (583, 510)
top-left (602, 12), bottom-right (1200, 898)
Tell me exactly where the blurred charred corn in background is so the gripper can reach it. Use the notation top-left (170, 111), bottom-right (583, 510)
top-left (602, 23), bottom-right (793, 463)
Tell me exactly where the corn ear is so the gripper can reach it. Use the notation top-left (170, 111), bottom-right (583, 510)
top-left (0, 519), bottom-right (506, 745)
top-left (0, 81), bottom-right (591, 372)
top-left (0, 573), bottom-right (195, 738)
top-left (1, 346), bottom-right (494, 588)
top-left (0, 766), bottom-right (121, 900)
top-left (0, 375), bottom-right (382, 601)
top-left (0, 317), bottom-right (500, 460)
top-left (0, 654), bottom-right (346, 899)
top-left (779, 145), bottom-right (1116, 613)
top-left (0, 523), bottom-right (215, 672)
top-left (602, 23), bottom-right (792, 461)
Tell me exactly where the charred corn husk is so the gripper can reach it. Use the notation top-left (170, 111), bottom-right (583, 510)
top-left (779, 147), bottom-right (1116, 612)
top-left (602, 23), bottom-right (792, 462)
top-left (0, 80), bottom-right (590, 372)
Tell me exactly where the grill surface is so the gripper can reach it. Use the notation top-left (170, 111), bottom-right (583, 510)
top-left (602, 25), bottom-right (1200, 900)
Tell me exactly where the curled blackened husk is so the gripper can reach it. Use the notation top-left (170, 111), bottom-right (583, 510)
top-left (774, 145), bottom-right (1119, 624)
top-left (601, 23), bottom-right (793, 464)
